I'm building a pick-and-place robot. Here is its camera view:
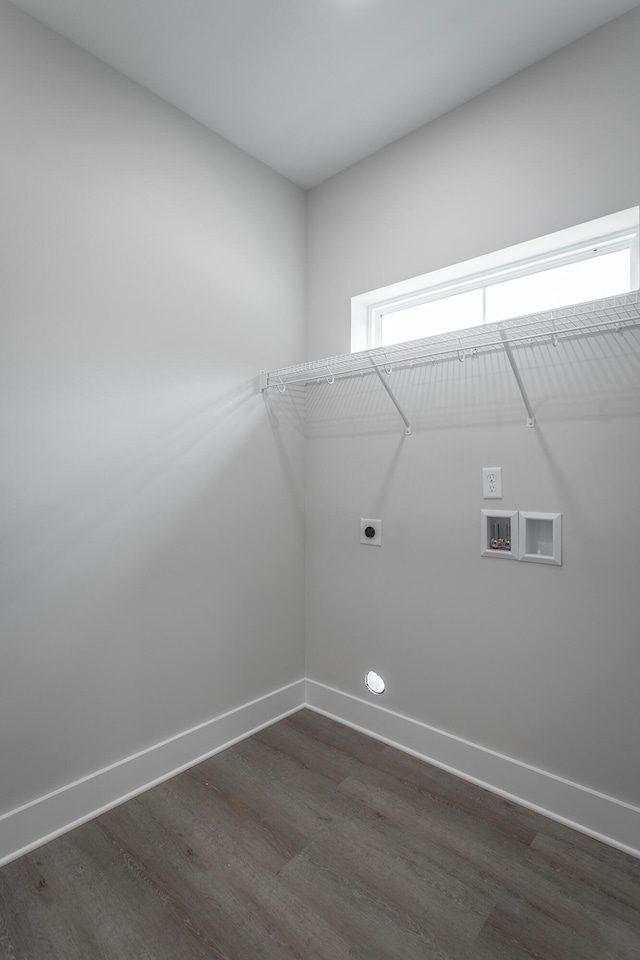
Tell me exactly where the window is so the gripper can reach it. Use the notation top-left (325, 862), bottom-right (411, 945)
top-left (351, 209), bottom-right (639, 352)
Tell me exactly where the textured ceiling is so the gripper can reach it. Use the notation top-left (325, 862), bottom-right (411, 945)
top-left (8, 0), bottom-right (640, 187)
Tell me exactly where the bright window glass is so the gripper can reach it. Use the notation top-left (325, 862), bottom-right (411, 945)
top-left (380, 289), bottom-right (483, 346)
top-left (379, 248), bottom-right (633, 348)
top-left (485, 249), bottom-right (631, 323)
top-left (353, 209), bottom-right (639, 352)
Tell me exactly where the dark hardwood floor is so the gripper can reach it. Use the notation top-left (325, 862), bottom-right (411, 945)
top-left (1, 709), bottom-right (638, 959)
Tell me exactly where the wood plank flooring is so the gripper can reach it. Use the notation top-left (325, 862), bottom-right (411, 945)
top-left (1, 709), bottom-right (638, 959)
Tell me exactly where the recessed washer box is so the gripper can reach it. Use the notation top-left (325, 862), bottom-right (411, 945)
top-left (481, 509), bottom-right (518, 559)
top-left (519, 512), bottom-right (562, 565)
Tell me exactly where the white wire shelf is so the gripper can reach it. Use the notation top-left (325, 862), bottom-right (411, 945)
top-left (260, 290), bottom-right (640, 433)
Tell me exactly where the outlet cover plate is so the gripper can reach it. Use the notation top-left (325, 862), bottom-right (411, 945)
top-left (482, 467), bottom-right (502, 499)
top-left (360, 518), bottom-right (381, 546)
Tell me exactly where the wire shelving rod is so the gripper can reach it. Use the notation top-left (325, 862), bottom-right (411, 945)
top-left (260, 290), bottom-right (640, 432)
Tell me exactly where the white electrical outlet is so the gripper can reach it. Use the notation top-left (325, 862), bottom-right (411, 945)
top-left (482, 467), bottom-right (502, 499)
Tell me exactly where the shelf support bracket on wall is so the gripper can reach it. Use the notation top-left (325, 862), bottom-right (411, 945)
top-left (371, 359), bottom-right (412, 435)
top-left (499, 328), bottom-right (536, 427)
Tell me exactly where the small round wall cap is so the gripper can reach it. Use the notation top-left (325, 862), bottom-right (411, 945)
top-left (365, 670), bottom-right (385, 695)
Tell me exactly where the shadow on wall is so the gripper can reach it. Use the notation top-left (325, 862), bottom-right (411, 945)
top-left (262, 381), bottom-right (306, 521)
top-left (0, 370), bottom-right (309, 815)
top-left (1, 377), bottom-right (260, 618)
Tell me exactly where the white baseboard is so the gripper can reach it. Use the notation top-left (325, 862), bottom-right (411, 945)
top-left (3, 676), bottom-right (638, 868)
top-left (0, 679), bottom-right (305, 868)
top-left (305, 678), bottom-right (640, 860)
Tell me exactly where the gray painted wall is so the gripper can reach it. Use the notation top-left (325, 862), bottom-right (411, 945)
top-left (0, 1), bottom-right (305, 817)
top-left (2, 0), bottom-right (639, 834)
top-left (305, 9), bottom-right (640, 806)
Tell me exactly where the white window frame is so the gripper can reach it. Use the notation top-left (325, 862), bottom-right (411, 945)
top-left (351, 208), bottom-right (639, 353)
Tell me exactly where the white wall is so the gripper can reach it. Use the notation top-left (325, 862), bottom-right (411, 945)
top-left (2, 0), bottom-right (639, 863)
top-left (305, 7), bottom-right (640, 819)
top-left (307, 9), bottom-right (640, 360)
top-left (0, 0), bottom-right (306, 821)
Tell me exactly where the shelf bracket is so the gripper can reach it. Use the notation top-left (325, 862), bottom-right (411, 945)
top-left (371, 359), bottom-right (412, 435)
top-left (499, 329), bottom-right (536, 427)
